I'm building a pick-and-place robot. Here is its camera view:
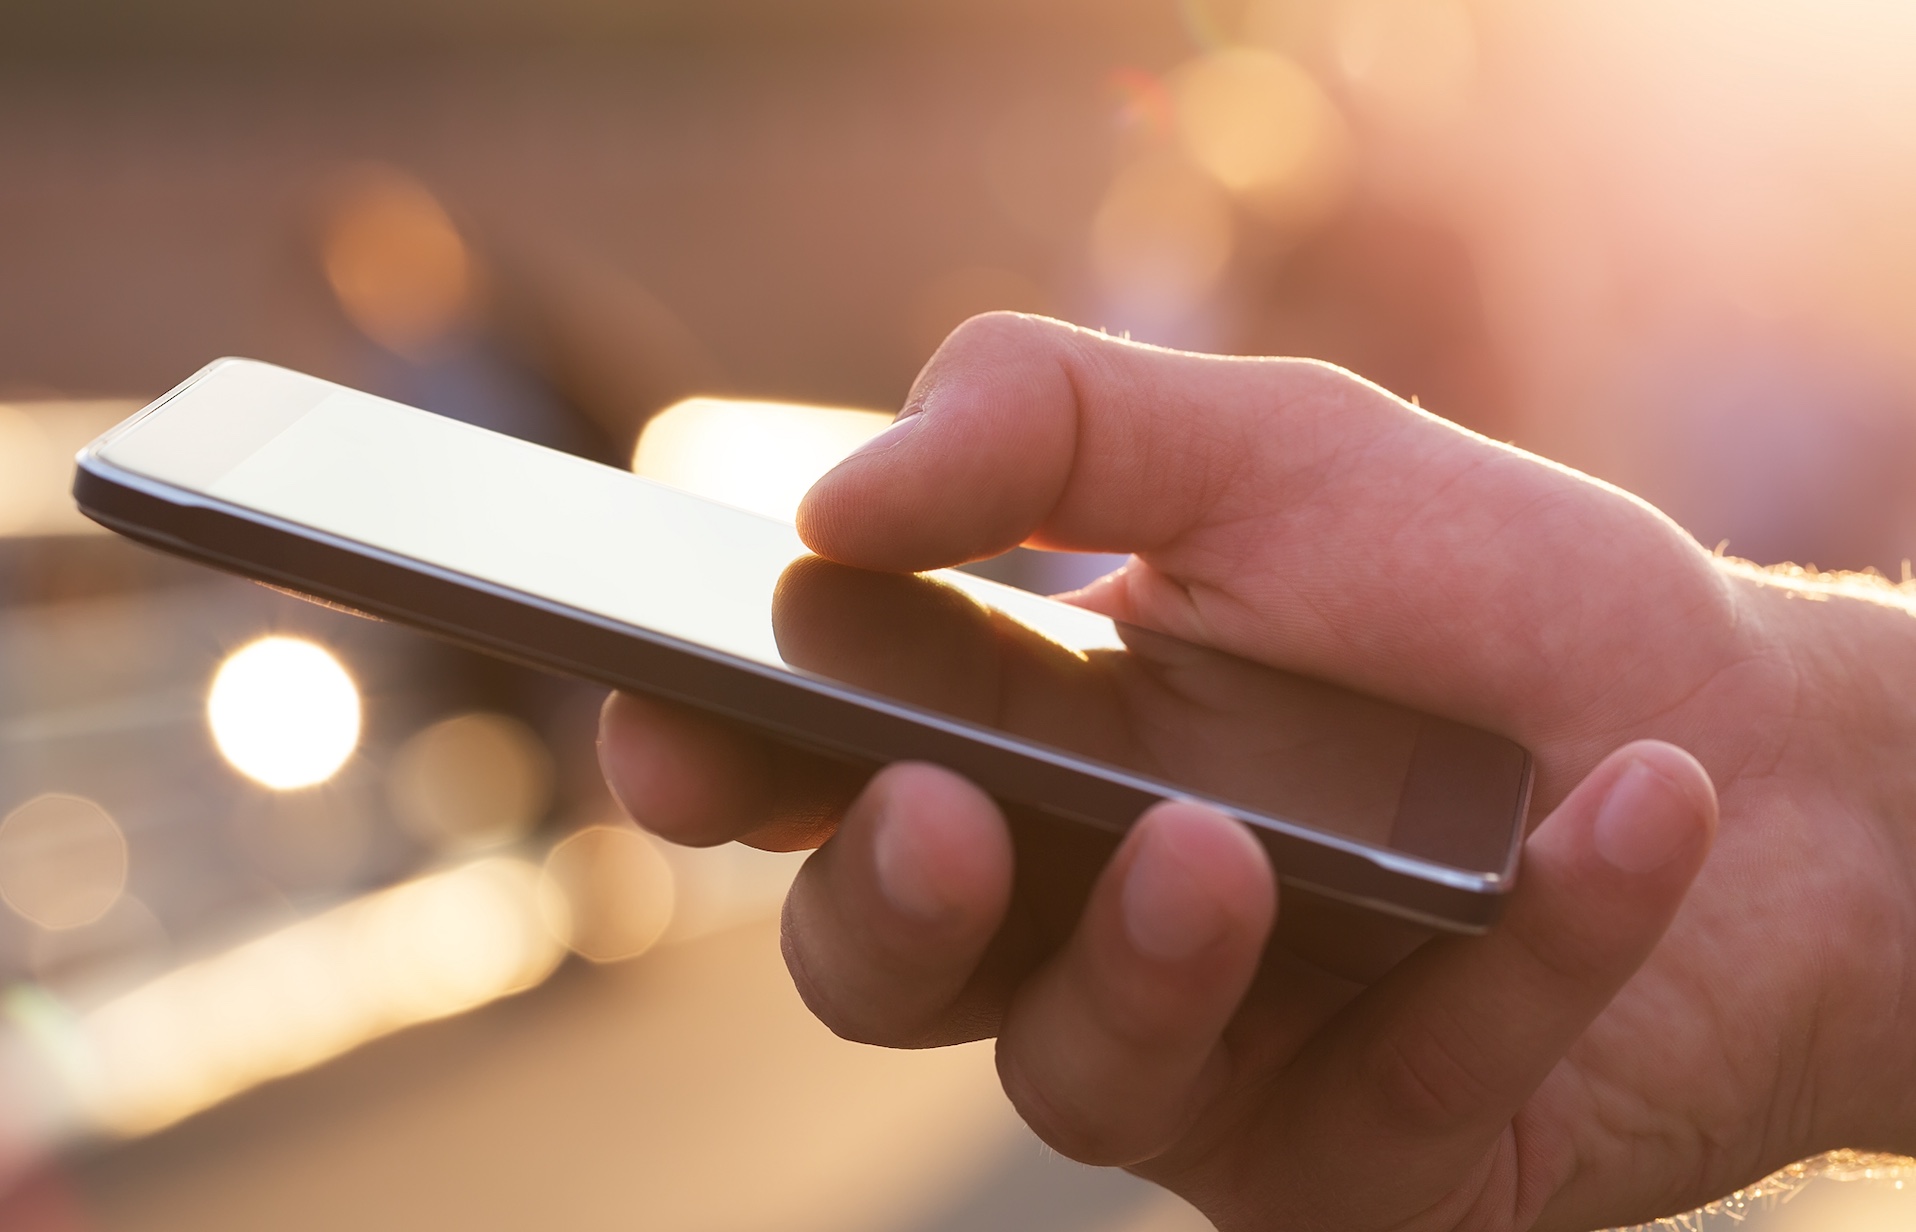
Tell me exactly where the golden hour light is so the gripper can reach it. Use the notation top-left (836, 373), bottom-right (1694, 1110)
top-left (0, 793), bottom-right (129, 931)
top-left (320, 167), bottom-right (474, 356)
top-left (207, 637), bottom-right (362, 790)
top-left (633, 397), bottom-right (894, 524)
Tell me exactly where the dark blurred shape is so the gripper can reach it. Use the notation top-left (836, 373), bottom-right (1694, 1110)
top-left (320, 168), bottom-right (475, 360)
top-left (0, 0), bottom-right (1186, 59)
top-left (481, 231), bottom-right (727, 455)
top-left (0, 1168), bottom-right (92, 1232)
top-left (313, 165), bottom-right (620, 463)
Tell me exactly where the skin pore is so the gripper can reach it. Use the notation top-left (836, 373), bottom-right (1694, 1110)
top-left (599, 313), bottom-right (1916, 1231)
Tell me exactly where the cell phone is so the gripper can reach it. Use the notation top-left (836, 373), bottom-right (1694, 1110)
top-left (73, 358), bottom-right (1531, 933)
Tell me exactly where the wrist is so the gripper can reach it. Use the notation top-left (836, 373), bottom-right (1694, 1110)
top-left (1731, 566), bottom-right (1916, 1154)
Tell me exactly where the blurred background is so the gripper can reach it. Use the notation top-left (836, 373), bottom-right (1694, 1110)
top-left (3, 1), bottom-right (1916, 1228)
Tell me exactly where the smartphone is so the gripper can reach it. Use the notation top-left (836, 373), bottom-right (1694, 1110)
top-left (72, 358), bottom-right (1531, 932)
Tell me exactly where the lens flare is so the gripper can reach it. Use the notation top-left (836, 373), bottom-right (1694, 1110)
top-left (207, 637), bottom-right (361, 790)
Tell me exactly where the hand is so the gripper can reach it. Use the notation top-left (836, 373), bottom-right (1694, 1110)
top-left (600, 314), bottom-right (1916, 1229)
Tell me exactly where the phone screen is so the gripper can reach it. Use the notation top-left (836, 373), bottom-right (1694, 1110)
top-left (98, 363), bottom-right (1525, 876)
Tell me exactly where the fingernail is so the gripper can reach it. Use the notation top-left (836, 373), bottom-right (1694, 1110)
top-left (843, 412), bottom-right (922, 462)
top-left (1592, 760), bottom-right (1695, 874)
top-left (1121, 831), bottom-right (1229, 962)
top-left (872, 805), bottom-right (953, 924)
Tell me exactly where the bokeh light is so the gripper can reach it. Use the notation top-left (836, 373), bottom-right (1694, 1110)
top-left (207, 637), bottom-right (362, 790)
top-left (633, 397), bottom-right (893, 523)
top-left (539, 825), bottom-right (676, 963)
top-left (321, 167), bottom-right (473, 356)
top-left (387, 711), bottom-right (554, 853)
top-left (1171, 47), bottom-right (1350, 223)
top-left (0, 793), bottom-right (128, 931)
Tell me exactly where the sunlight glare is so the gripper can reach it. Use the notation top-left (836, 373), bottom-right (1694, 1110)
top-left (633, 398), bottom-right (893, 523)
top-left (207, 637), bottom-right (361, 790)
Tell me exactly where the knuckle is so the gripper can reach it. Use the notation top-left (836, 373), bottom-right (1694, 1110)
top-left (1000, 1061), bottom-right (1133, 1166)
top-left (778, 893), bottom-right (965, 1049)
top-left (779, 912), bottom-right (900, 1046)
top-left (1504, 912), bottom-right (1610, 991)
top-left (942, 308), bottom-right (1051, 350)
top-left (997, 1050), bottom-right (1172, 1168)
top-left (1365, 1018), bottom-right (1500, 1137)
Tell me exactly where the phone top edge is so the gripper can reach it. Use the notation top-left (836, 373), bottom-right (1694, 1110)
top-left (72, 357), bottom-right (272, 463)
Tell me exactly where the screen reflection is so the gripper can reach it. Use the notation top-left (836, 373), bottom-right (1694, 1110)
top-left (770, 557), bottom-right (1420, 851)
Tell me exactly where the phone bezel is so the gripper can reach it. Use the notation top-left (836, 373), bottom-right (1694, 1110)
top-left (71, 359), bottom-right (1530, 933)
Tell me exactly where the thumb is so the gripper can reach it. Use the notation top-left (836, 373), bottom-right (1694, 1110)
top-left (796, 311), bottom-right (1359, 571)
top-left (1259, 740), bottom-right (1716, 1228)
top-left (791, 313), bottom-right (1731, 748)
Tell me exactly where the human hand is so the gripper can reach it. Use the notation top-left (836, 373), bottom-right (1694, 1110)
top-left (601, 314), bottom-right (1916, 1229)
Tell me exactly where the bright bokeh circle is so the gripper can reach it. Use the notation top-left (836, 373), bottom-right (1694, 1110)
top-left (207, 637), bottom-right (362, 790)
